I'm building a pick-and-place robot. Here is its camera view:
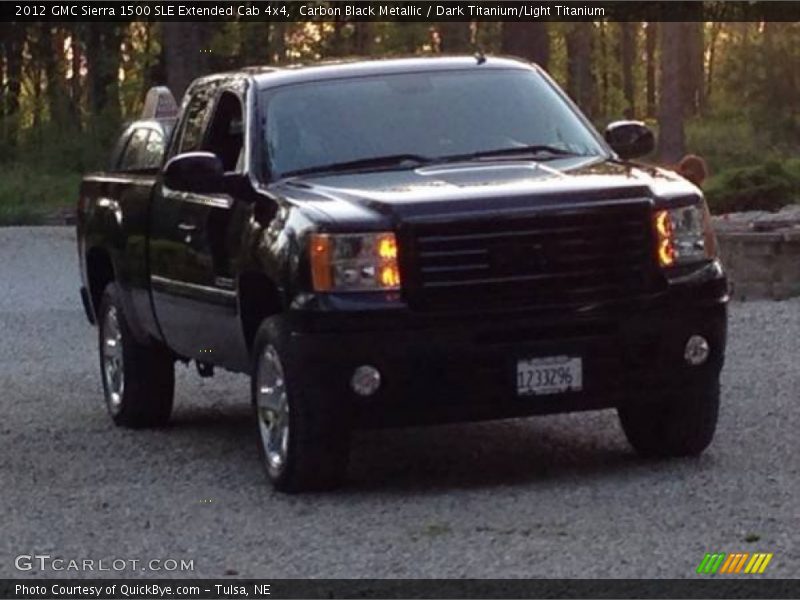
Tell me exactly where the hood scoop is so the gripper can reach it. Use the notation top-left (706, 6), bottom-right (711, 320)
top-left (413, 160), bottom-right (565, 188)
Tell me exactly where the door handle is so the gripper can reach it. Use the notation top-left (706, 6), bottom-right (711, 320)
top-left (178, 222), bottom-right (197, 232)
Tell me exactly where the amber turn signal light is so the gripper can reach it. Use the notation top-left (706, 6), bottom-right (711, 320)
top-left (310, 234), bottom-right (333, 291)
top-left (654, 210), bottom-right (676, 267)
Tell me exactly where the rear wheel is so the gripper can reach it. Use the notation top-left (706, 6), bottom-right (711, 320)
top-left (98, 284), bottom-right (174, 428)
top-left (252, 317), bottom-right (350, 492)
top-left (618, 382), bottom-right (720, 457)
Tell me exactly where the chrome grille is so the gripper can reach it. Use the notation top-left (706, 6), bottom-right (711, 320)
top-left (406, 200), bottom-right (661, 311)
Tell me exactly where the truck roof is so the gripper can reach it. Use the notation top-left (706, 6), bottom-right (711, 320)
top-left (258, 56), bottom-right (534, 89)
top-left (195, 56), bottom-right (535, 92)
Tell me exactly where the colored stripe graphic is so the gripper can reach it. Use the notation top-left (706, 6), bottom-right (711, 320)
top-left (744, 553), bottom-right (774, 574)
top-left (735, 553), bottom-right (750, 573)
top-left (698, 552), bottom-right (774, 575)
top-left (697, 553), bottom-right (726, 574)
top-left (720, 553), bottom-right (750, 573)
top-left (720, 553), bottom-right (740, 573)
top-left (696, 554), bottom-right (712, 574)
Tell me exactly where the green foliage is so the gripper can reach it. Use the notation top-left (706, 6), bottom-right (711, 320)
top-left (4, 20), bottom-right (800, 225)
top-left (685, 116), bottom-right (783, 174)
top-left (371, 23), bottom-right (434, 55)
top-left (119, 23), bottom-right (163, 117)
top-left (8, 117), bottom-right (118, 174)
top-left (0, 163), bottom-right (81, 225)
top-left (705, 159), bottom-right (800, 214)
top-left (712, 23), bottom-right (800, 146)
top-left (0, 112), bottom-right (116, 224)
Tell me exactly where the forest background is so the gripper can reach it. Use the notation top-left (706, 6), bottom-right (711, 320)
top-left (1, 17), bottom-right (799, 224)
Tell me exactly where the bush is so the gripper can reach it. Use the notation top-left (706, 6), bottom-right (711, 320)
top-left (0, 163), bottom-right (81, 226)
top-left (685, 116), bottom-right (788, 174)
top-left (0, 113), bottom-right (118, 225)
top-left (705, 160), bottom-right (800, 214)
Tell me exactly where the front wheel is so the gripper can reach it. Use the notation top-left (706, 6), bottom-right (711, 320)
top-left (618, 382), bottom-right (720, 458)
top-left (98, 284), bottom-right (175, 428)
top-left (252, 318), bottom-right (350, 492)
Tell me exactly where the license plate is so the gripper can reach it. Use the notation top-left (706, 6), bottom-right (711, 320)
top-left (516, 356), bottom-right (583, 396)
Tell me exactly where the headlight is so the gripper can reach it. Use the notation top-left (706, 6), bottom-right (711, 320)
top-left (309, 232), bottom-right (401, 292)
top-left (653, 203), bottom-right (715, 267)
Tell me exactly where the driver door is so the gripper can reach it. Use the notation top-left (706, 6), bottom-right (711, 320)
top-left (150, 83), bottom-right (250, 370)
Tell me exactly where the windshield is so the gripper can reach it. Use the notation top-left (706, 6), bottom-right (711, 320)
top-left (259, 68), bottom-right (608, 180)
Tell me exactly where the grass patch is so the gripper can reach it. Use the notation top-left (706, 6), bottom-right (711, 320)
top-left (0, 164), bottom-right (81, 226)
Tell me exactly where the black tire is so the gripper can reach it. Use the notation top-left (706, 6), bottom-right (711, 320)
top-left (98, 284), bottom-right (174, 428)
top-left (618, 381), bottom-right (720, 458)
top-left (251, 317), bottom-right (350, 492)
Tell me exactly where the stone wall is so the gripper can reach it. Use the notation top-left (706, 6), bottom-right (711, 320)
top-left (713, 206), bottom-right (800, 301)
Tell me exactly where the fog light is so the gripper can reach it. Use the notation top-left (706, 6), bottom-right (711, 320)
top-left (351, 365), bottom-right (381, 396)
top-left (684, 335), bottom-right (710, 366)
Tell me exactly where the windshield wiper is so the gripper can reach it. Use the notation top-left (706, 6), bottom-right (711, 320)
top-left (282, 154), bottom-right (433, 178)
top-left (279, 147), bottom-right (592, 178)
top-left (441, 145), bottom-right (587, 162)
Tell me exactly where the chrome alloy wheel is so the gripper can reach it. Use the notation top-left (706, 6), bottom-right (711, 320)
top-left (102, 306), bottom-right (125, 414)
top-left (256, 345), bottom-right (290, 477)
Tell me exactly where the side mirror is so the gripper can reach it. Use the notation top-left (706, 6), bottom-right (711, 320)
top-left (163, 152), bottom-right (224, 194)
top-left (604, 121), bottom-right (655, 160)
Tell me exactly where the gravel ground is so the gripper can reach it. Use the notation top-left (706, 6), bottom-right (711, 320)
top-left (1, 227), bottom-right (798, 579)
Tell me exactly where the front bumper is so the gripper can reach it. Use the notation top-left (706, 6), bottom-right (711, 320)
top-left (284, 267), bottom-right (728, 428)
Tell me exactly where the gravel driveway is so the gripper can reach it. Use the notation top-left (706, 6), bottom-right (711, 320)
top-left (1, 227), bottom-right (798, 579)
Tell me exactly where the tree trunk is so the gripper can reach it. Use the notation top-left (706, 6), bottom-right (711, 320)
top-left (3, 23), bottom-right (25, 144)
top-left (162, 23), bottom-right (212, 102)
top-left (353, 22), bottom-right (373, 55)
top-left (0, 27), bottom-right (5, 122)
top-left (565, 23), bottom-right (595, 118)
top-left (31, 66), bottom-right (43, 130)
top-left (705, 22), bottom-right (723, 105)
top-left (681, 21), bottom-right (704, 117)
top-left (139, 23), bottom-right (157, 97)
top-left (269, 22), bottom-right (286, 64)
top-left (327, 19), bottom-right (347, 56)
top-left (439, 23), bottom-right (471, 53)
top-left (5, 26), bottom-right (25, 117)
top-left (501, 23), bottom-right (549, 69)
top-left (598, 22), bottom-right (608, 116)
top-left (240, 22), bottom-right (269, 65)
top-left (85, 23), bottom-right (122, 115)
top-left (41, 24), bottom-right (69, 125)
top-left (645, 22), bottom-right (657, 118)
top-left (620, 22), bottom-right (636, 119)
top-left (68, 25), bottom-right (83, 125)
top-left (657, 22), bottom-right (685, 163)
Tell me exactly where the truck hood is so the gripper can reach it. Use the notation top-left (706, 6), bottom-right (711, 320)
top-left (269, 156), bottom-right (701, 226)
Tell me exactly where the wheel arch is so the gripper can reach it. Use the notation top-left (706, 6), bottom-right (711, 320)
top-left (86, 246), bottom-right (116, 321)
top-left (239, 271), bottom-right (284, 356)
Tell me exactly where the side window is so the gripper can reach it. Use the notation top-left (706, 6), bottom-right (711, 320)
top-left (203, 92), bottom-right (245, 173)
top-left (176, 83), bottom-right (218, 155)
top-left (118, 128), bottom-right (150, 171)
top-left (141, 131), bottom-right (165, 169)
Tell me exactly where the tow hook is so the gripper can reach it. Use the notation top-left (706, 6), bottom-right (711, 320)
top-left (196, 361), bottom-right (214, 378)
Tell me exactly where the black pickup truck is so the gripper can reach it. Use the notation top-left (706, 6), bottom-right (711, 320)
top-left (78, 57), bottom-right (728, 492)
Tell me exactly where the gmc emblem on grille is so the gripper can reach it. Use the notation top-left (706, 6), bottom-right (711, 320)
top-left (492, 242), bottom-right (550, 273)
